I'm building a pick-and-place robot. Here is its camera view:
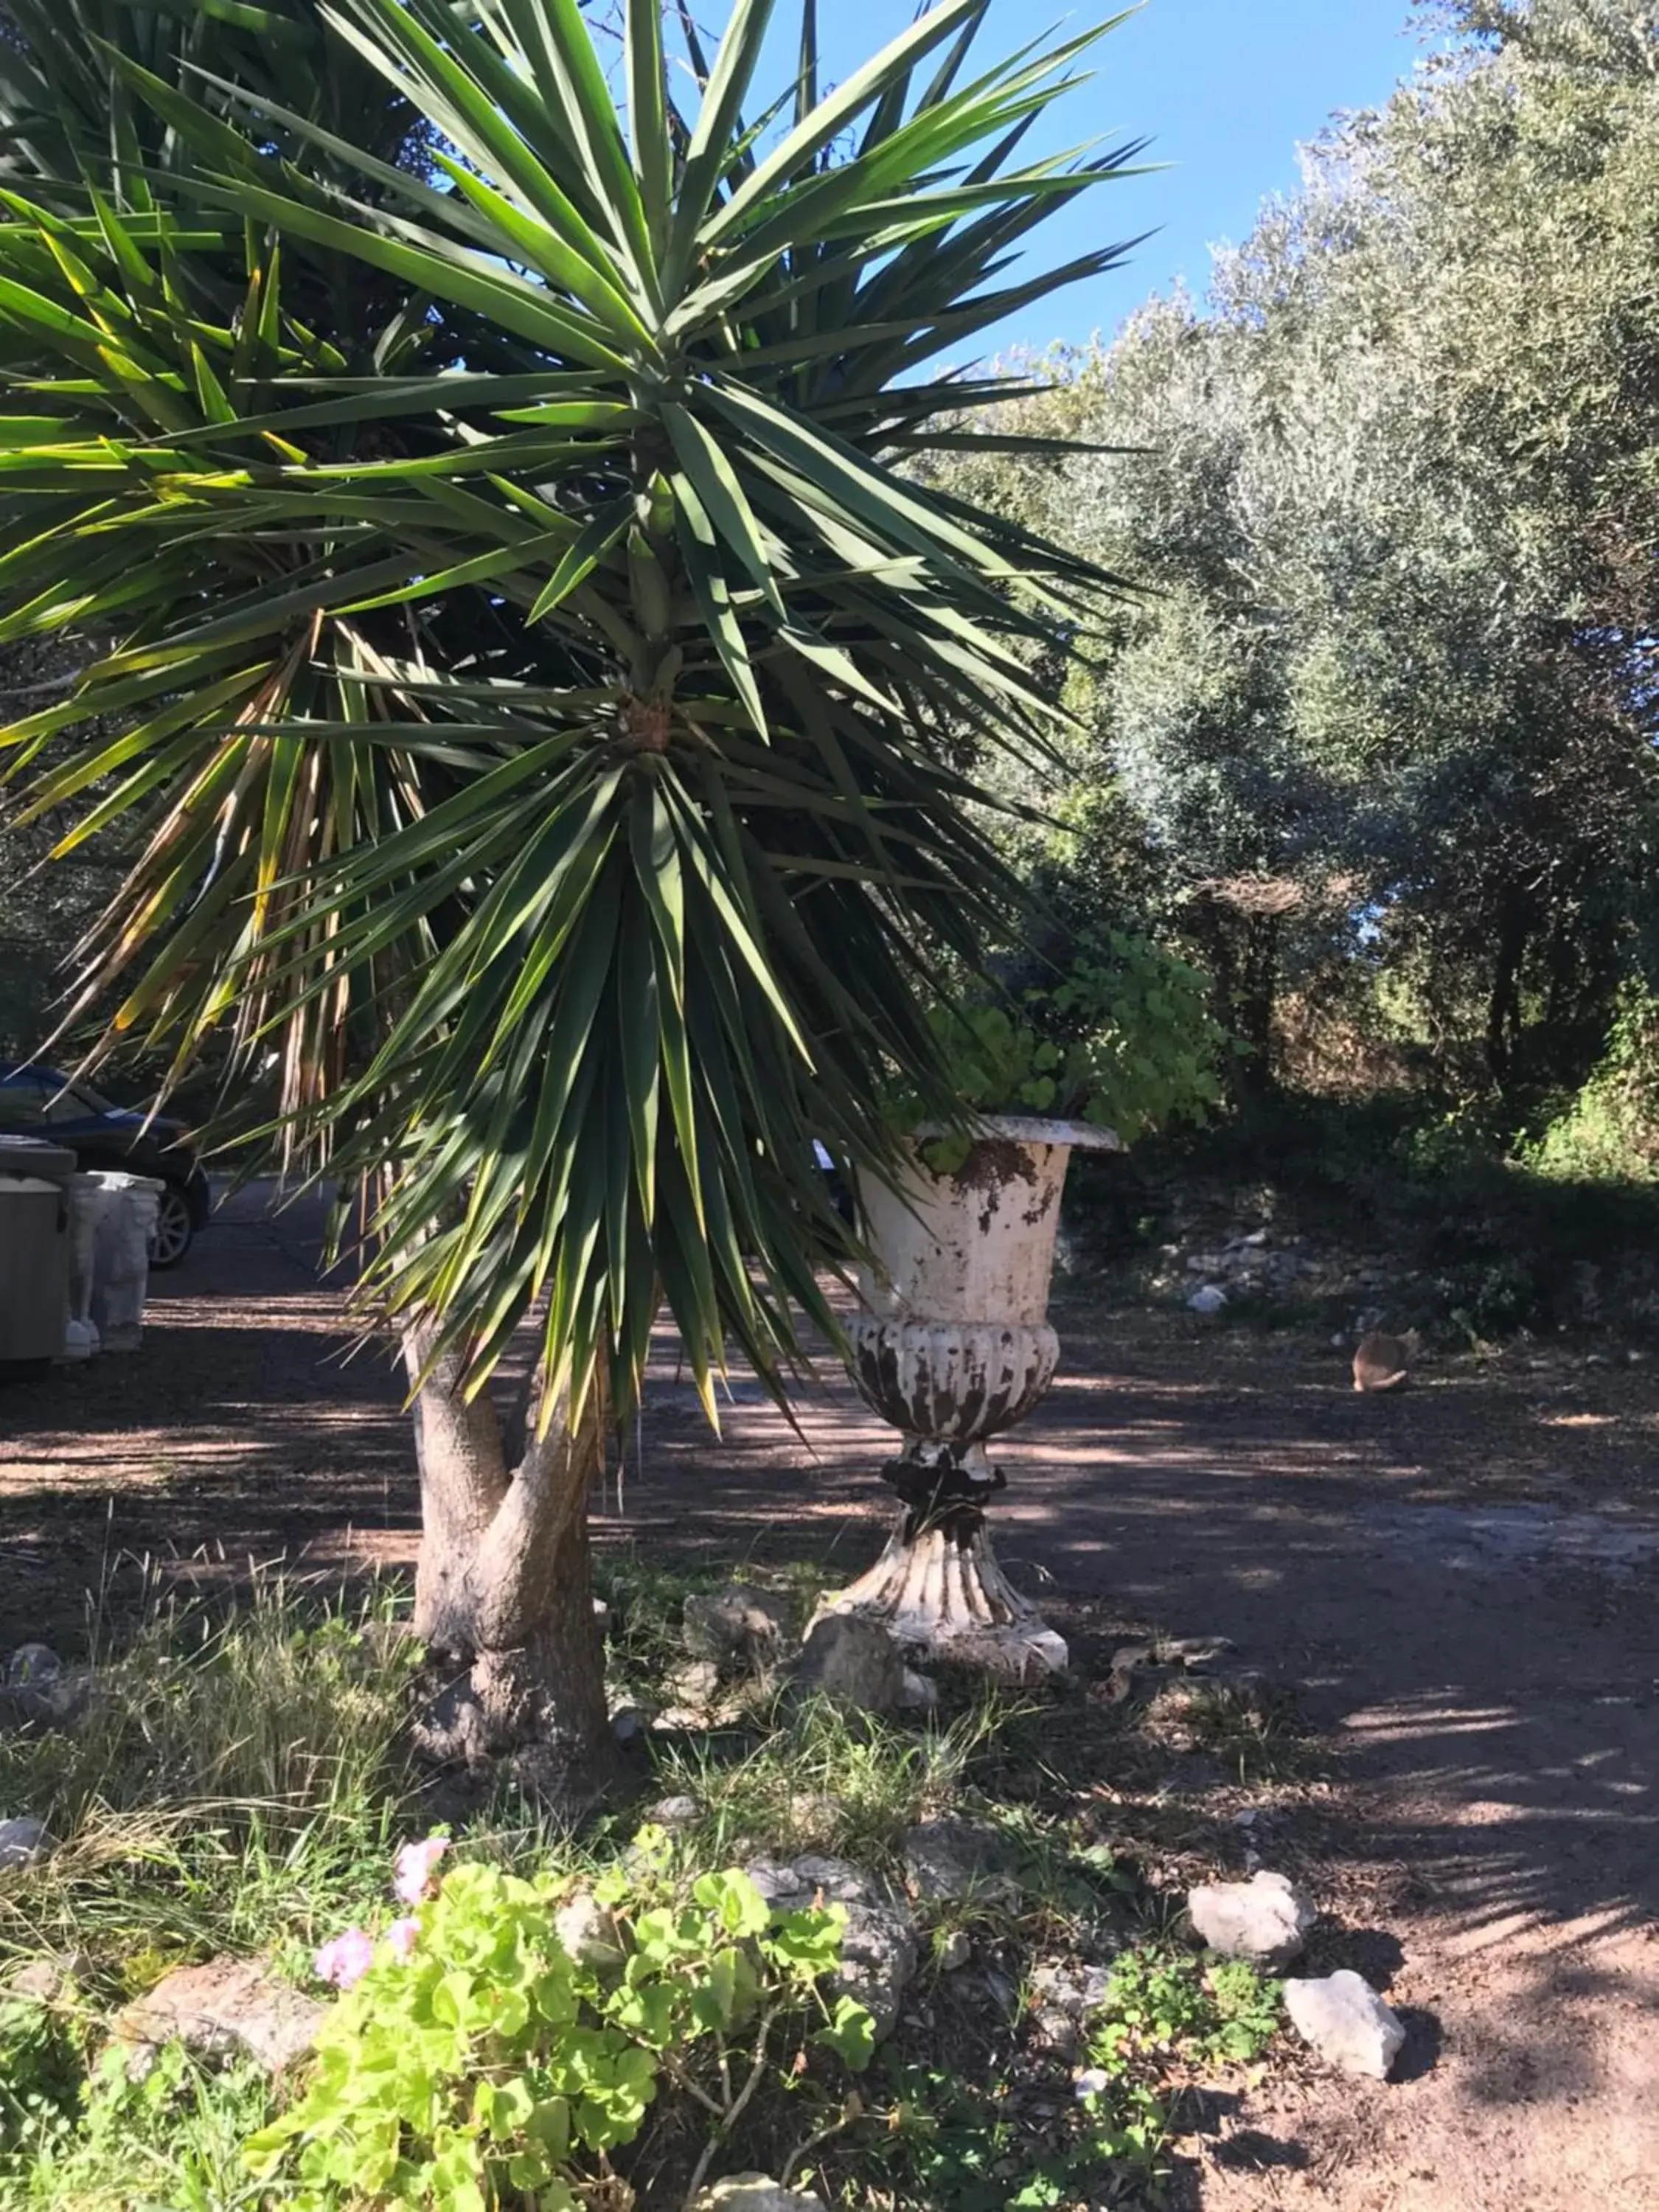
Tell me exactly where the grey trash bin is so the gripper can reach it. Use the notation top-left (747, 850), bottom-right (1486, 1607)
top-left (0, 1137), bottom-right (76, 1377)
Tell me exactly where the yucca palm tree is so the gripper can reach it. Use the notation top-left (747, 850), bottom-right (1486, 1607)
top-left (0, 0), bottom-right (1137, 1782)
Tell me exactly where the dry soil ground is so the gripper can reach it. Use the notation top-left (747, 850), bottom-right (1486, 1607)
top-left (2, 1182), bottom-right (1658, 2212)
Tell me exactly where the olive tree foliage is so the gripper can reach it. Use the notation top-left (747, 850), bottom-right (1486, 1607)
top-left (936, 0), bottom-right (1659, 1091)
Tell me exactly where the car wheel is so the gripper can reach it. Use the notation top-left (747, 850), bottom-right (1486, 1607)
top-left (149, 1186), bottom-right (194, 1269)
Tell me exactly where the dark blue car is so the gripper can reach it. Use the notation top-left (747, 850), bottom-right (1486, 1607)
top-left (0, 1065), bottom-right (212, 1267)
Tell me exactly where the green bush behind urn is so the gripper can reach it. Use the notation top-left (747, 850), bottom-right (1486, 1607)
top-left (912, 933), bottom-right (1230, 1173)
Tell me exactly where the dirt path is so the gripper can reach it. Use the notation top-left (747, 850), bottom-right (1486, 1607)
top-left (2, 1185), bottom-right (1657, 2210)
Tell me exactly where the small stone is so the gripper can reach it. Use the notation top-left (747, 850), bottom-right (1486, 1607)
top-left (897, 1668), bottom-right (938, 1712)
top-left (790, 1615), bottom-right (906, 1715)
top-left (1284, 1969), bottom-right (1405, 2079)
top-left (6, 1954), bottom-right (84, 2003)
top-left (1140, 1677), bottom-right (1206, 1749)
top-left (747, 1852), bottom-right (875, 1906)
top-left (1187, 1870), bottom-right (1316, 1970)
top-left (693, 2176), bottom-right (824, 2211)
top-left (744, 1855), bottom-right (915, 2037)
top-left (902, 1819), bottom-right (1017, 1905)
top-left (978, 1966), bottom-right (1020, 2017)
top-left (787, 1793), bottom-right (840, 1843)
top-left (1035, 2005), bottom-right (1082, 2053)
top-left (830, 1900), bottom-right (917, 2040)
top-left (1029, 1958), bottom-right (1113, 2053)
top-left (936, 1929), bottom-right (972, 1972)
top-left (0, 1645), bottom-right (88, 1733)
top-left (0, 1818), bottom-right (53, 1872)
top-left (554, 1892), bottom-right (625, 1968)
top-left (110, 1957), bottom-right (324, 2075)
top-left (7, 1644), bottom-right (62, 1688)
top-left (1153, 1635), bottom-right (1236, 1672)
top-left (656, 1658), bottom-right (723, 1724)
top-left (611, 1705), bottom-right (648, 1745)
top-left (683, 1585), bottom-right (790, 1671)
top-left (22, 1673), bottom-right (92, 1730)
top-left (1186, 1284), bottom-right (1228, 1315)
top-left (644, 1794), bottom-right (700, 1829)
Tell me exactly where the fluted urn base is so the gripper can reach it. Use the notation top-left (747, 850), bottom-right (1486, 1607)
top-left (824, 1315), bottom-right (1069, 1680)
top-left (826, 1509), bottom-right (1068, 1683)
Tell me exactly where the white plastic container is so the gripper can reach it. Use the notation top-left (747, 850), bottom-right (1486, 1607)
top-left (61, 1173), bottom-right (101, 1360)
top-left (86, 1172), bottom-right (164, 1352)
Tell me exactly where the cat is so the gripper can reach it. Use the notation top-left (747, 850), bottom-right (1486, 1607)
top-left (1352, 1327), bottom-right (1422, 1394)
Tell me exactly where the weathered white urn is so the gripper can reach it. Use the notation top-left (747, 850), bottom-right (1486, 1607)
top-left (823, 1116), bottom-right (1119, 1680)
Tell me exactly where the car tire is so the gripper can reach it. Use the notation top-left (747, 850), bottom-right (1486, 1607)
top-left (149, 1185), bottom-right (195, 1269)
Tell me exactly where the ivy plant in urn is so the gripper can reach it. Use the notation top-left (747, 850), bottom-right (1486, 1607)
top-left (822, 936), bottom-right (1227, 1680)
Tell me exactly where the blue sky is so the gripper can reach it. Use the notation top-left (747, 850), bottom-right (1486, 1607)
top-left (740, 0), bottom-right (1429, 358)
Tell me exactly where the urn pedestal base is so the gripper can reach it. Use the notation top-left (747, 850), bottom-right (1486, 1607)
top-left (822, 1425), bottom-right (1069, 1683)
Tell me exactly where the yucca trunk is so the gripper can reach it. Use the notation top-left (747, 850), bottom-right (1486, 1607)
top-left (402, 1325), bottom-right (610, 1786)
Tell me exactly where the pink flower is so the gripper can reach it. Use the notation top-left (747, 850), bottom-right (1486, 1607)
top-left (313, 1928), bottom-right (375, 1990)
top-left (384, 1916), bottom-right (422, 1961)
top-left (394, 1834), bottom-right (449, 1905)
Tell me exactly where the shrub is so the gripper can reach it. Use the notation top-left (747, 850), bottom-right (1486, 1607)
top-left (245, 1834), bottom-right (874, 2210)
top-left (1529, 984), bottom-right (1659, 1184)
top-left (915, 931), bottom-right (1229, 1171)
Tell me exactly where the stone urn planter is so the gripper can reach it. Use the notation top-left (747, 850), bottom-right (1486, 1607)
top-left (821, 1116), bottom-right (1119, 1680)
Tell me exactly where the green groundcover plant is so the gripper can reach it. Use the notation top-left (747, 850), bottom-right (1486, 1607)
top-left (246, 1829), bottom-right (874, 2210)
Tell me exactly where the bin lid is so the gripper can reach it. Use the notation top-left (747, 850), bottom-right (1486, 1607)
top-left (0, 1135), bottom-right (77, 1179)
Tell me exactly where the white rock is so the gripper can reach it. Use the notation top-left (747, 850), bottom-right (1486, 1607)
top-left (554, 1892), bottom-right (625, 1968)
top-left (644, 1794), bottom-right (700, 1829)
top-left (1028, 1959), bottom-right (1113, 2055)
top-left (5, 1952), bottom-right (86, 2002)
top-left (902, 1819), bottom-right (1017, 1905)
top-left (683, 1585), bottom-right (790, 1670)
top-left (110, 1957), bottom-right (324, 2075)
top-left (0, 1818), bottom-right (53, 1872)
top-left (1186, 1284), bottom-right (1228, 1315)
top-left (1187, 1870), bottom-right (1316, 1971)
top-left (745, 1855), bottom-right (915, 2037)
top-left (694, 2177), bottom-right (823, 2211)
top-left (830, 1903), bottom-right (918, 2040)
top-left (897, 1667), bottom-right (939, 1712)
top-left (1284, 1969), bottom-right (1405, 2080)
top-left (936, 1929), bottom-right (972, 1972)
top-left (747, 1853), bottom-right (874, 1907)
top-left (7, 1644), bottom-right (61, 1688)
top-left (787, 1793), bottom-right (840, 1842)
top-left (657, 1659), bottom-right (723, 1724)
top-left (791, 1615), bottom-right (906, 1715)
